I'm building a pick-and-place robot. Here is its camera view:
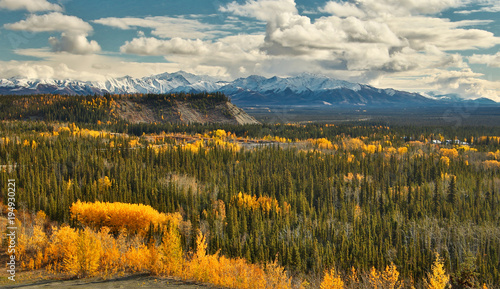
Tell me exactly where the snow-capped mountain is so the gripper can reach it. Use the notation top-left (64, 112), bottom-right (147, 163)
top-left (0, 71), bottom-right (495, 107)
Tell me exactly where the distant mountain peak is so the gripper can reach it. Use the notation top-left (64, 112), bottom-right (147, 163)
top-left (0, 71), bottom-right (497, 107)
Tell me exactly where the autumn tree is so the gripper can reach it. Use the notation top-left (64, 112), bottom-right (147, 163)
top-left (426, 253), bottom-right (450, 289)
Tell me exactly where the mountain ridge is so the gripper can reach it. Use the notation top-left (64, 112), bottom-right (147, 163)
top-left (0, 71), bottom-right (497, 107)
top-left (0, 92), bottom-right (260, 125)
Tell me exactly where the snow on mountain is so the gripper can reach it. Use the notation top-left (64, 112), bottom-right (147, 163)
top-left (1, 71), bottom-right (361, 96)
top-left (1, 71), bottom-right (495, 107)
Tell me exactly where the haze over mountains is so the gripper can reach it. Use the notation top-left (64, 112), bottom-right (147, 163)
top-left (0, 71), bottom-right (497, 107)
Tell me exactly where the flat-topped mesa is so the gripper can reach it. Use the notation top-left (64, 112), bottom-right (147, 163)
top-left (0, 93), bottom-right (260, 125)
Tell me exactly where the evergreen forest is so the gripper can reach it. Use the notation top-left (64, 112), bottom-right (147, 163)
top-left (1, 93), bottom-right (499, 288)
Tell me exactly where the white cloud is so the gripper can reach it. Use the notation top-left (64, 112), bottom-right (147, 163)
top-left (455, 0), bottom-right (500, 14)
top-left (5, 12), bottom-right (101, 55)
top-left (320, 2), bottom-right (366, 18)
top-left (49, 33), bottom-right (101, 55)
top-left (0, 49), bottom-right (184, 81)
top-left (220, 0), bottom-right (500, 99)
top-left (351, 0), bottom-right (466, 17)
top-left (5, 12), bottom-right (92, 34)
top-left (94, 16), bottom-right (234, 39)
top-left (0, 0), bottom-right (61, 12)
top-left (386, 17), bottom-right (498, 51)
top-left (120, 37), bottom-right (213, 56)
top-left (220, 0), bottom-right (298, 22)
top-left (120, 34), bottom-right (268, 78)
top-left (469, 52), bottom-right (500, 67)
top-left (2, 0), bottom-right (497, 101)
top-left (423, 68), bottom-right (500, 100)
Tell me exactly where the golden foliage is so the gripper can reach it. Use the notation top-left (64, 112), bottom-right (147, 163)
top-left (354, 205), bottom-right (362, 220)
top-left (1, 136), bottom-right (10, 145)
top-left (69, 228), bottom-right (102, 277)
top-left (97, 176), bottom-right (112, 191)
top-left (308, 138), bottom-right (336, 150)
top-left (482, 160), bottom-right (500, 170)
top-left (263, 135), bottom-right (290, 143)
top-left (160, 224), bottom-right (183, 276)
top-left (235, 192), bottom-right (289, 214)
top-left (363, 144), bottom-right (378, 154)
top-left (426, 253), bottom-right (450, 289)
top-left (70, 200), bottom-right (181, 235)
top-left (348, 267), bottom-right (359, 286)
top-left (181, 140), bottom-right (205, 153)
top-left (44, 225), bottom-right (78, 271)
top-left (440, 156), bottom-right (450, 167)
top-left (440, 148), bottom-right (458, 159)
top-left (181, 231), bottom-right (285, 289)
top-left (344, 173), bottom-right (364, 183)
top-left (343, 138), bottom-right (365, 151)
top-left (382, 263), bottom-right (402, 289)
top-left (211, 138), bottom-right (241, 152)
top-left (128, 139), bottom-right (140, 148)
top-left (123, 244), bottom-right (151, 272)
top-left (320, 267), bottom-right (345, 289)
top-left (264, 257), bottom-right (292, 289)
top-left (215, 129), bottom-right (227, 138)
top-left (369, 267), bottom-right (382, 289)
top-left (397, 147), bottom-right (408, 155)
top-left (97, 227), bottom-right (122, 275)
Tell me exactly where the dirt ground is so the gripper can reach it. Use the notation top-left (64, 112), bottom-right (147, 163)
top-left (0, 274), bottom-right (215, 289)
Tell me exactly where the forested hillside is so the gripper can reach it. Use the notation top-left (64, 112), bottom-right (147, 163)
top-left (0, 93), bottom-right (259, 125)
top-left (1, 99), bottom-right (499, 288)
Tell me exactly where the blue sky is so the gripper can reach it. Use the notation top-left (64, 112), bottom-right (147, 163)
top-left (0, 0), bottom-right (499, 100)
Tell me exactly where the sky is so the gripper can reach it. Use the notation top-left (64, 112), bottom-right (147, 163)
top-left (0, 0), bottom-right (499, 100)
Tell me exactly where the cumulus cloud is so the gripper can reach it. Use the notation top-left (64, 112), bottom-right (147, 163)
top-left (469, 52), bottom-right (500, 67)
top-left (49, 33), bottom-right (101, 55)
top-left (219, 0), bottom-right (500, 98)
top-left (120, 34), bottom-right (268, 78)
top-left (220, 0), bottom-right (297, 22)
top-left (423, 68), bottom-right (500, 100)
top-left (0, 0), bottom-right (61, 12)
top-left (109, 0), bottom-right (496, 87)
top-left (320, 2), bottom-right (366, 18)
top-left (120, 37), bottom-right (213, 56)
top-left (3, 0), bottom-right (496, 100)
top-left (94, 16), bottom-right (235, 39)
top-left (0, 49), bottom-right (186, 81)
top-left (348, 0), bottom-right (466, 17)
top-left (5, 12), bottom-right (101, 55)
top-left (5, 12), bottom-right (92, 34)
top-left (386, 17), bottom-right (498, 51)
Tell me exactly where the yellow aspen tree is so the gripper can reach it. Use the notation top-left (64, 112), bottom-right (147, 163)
top-left (97, 227), bottom-right (121, 275)
top-left (46, 225), bottom-right (78, 272)
top-left (78, 229), bottom-right (102, 277)
top-left (160, 224), bottom-right (183, 276)
top-left (320, 267), bottom-right (345, 289)
top-left (426, 253), bottom-right (450, 289)
top-left (63, 228), bottom-right (102, 277)
top-left (124, 244), bottom-right (150, 272)
top-left (347, 267), bottom-right (359, 288)
top-left (369, 267), bottom-right (382, 289)
top-left (382, 262), bottom-right (402, 289)
top-left (264, 257), bottom-right (292, 289)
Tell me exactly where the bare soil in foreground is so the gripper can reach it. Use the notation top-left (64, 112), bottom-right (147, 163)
top-left (0, 273), bottom-right (215, 289)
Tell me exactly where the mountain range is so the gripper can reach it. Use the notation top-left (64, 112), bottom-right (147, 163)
top-left (0, 71), bottom-right (497, 107)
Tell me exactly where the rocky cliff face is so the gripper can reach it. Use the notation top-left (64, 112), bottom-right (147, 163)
top-left (116, 99), bottom-right (260, 125)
